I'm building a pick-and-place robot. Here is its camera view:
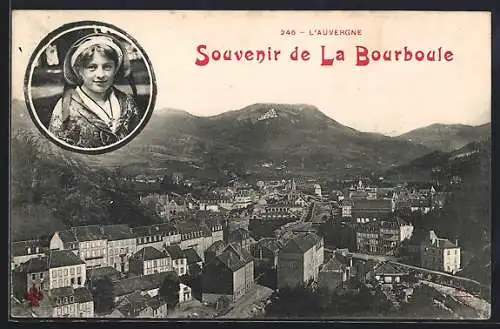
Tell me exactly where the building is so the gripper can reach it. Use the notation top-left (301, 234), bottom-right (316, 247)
top-left (71, 226), bottom-right (108, 270)
top-left (202, 244), bottom-right (254, 304)
top-left (355, 218), bottom-right (414, 255)
top-left (204, 240), bottom-right (226, 263)
top-left (176, 219), bottom-right (224, 261)
top-left (368, 261), bottom-right (410, 286)
top-left (277, 232), bottom-right (324, 288)
top-left (184, 247), bottom-right (203, 275)
top-left (49, 286), bottom-right (94, 318)
top-left (341, 199), bottom-right (353, 218)
top-left (165, 245), bottom-right (188, 277)
top-left (112, 272), bottom-right (170, 303)
top-left (11, 240), bottom-right (47, 268)
top-left (250, 238), bottom-right (281, 269)
top-left (12, 256), bottom-right (49, 299)
top-left (132, 223), bottom-right (180, 252)
top-left (49, 230), bottom-right (79, 254)
top-left (421, 230), bottom-right (461, 274)
top-left (86, 266), bottom-right (121, 284)
top-left (48, 250), bottom-right (87, 290)
top-left (179, 280), bottom-right (193, 303)
top-left (102, 225), bottom-right (137, 273)
top-left (352, 199), bottom-right (393, 216)
top-left (110, 291), bottom-right (168, 318)
top-left (129, 247), bottom-right (172, 276)
top-left (227, 228), bottom-right (254, 253)
top-left (318, 253), bottom-right (354, 292)
top-left (355, 222), bottom-right (380, 254)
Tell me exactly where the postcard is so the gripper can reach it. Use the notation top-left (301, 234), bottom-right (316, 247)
top-left (10, 10), bottom-right (491, 320)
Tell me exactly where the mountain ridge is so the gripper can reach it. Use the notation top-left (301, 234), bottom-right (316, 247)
top-left (396, 122), bottom-right (491, 152)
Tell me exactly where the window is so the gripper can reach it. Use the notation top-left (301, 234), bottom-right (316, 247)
top-left (58, 279), bottom-right (62, 287)
top-left (64, 278), bottom-right (68, 286)
top-left (76, 267), bottom-right (81, 274)
top-left (58, 269), bottom-right (62, 277)
top-left (52, 280), bottom-right (57, 288)
top-left (64, 269), bottom-right (68, 276)
top-left (27, 247), bottom-right (31, 254)
top-left (41, 282), bottom-right (45, 290)
top-left (64, 297), bottom-right (68, 304)
top-left (40, 272), bottom-right (44, 279)
top-left (153, 260), bottom-right (158, 267)
top-left (36, 247), bottom-right (40, 253)
top-left (77, 277), bottom-right (82, 285)
top-left (69, 296), bottom-right (74, 303)
top-left (32, 273), bottom-right (36, 280)
top-left (71, 278), bottom-right (75, 285)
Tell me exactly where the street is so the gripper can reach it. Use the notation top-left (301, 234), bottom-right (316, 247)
top-left (421, 281), bottom-right (491, 319)
top-left (219, 284), bottom-right (274, 319)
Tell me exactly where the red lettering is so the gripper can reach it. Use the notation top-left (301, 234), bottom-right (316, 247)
top-left (245, 51), bottom-right (254, 60)
top-left (234, 51), bottom-right (244, 61)
top-left (195, 44), bottom-right (209, 66)
top-left (404, 47), bottom-right (412, 61)
top-left (356, 46), bottom-right (369, 66)
top-left (444, 51), bottom-right (454, 61)
top-left (321, 46), bottom-right (334, 66)
top-left (302, 50), bottom-right (310, 61)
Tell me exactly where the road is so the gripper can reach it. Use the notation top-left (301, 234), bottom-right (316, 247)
top-left (421, 281), bottom-right (491, 319)
top-left (218, 284), bottom-right (274, 319)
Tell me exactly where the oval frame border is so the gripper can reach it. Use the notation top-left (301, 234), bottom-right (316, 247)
top-left (23, 20), bottom-right (158, 155)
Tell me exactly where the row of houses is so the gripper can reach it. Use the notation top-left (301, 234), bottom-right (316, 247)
top-left (354, 217), bottom-right (414, 254)
top-left (16, 220), bottom-right (223, 273)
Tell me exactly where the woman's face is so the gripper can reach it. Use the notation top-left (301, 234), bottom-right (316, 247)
top-left (78, 52), bottom-right (117, 95)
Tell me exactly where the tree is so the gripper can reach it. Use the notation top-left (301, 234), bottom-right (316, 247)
top-left (90, 276), bottom-right (115, 314)
top-left (159, 272), bottom-right (180, 309)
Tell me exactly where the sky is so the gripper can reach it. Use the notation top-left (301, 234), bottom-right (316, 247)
top-left (12, 10), bottom-right (491, 136)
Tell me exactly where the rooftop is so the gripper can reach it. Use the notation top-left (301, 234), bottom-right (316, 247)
top-left (11, 240), bottom-right (47, 257)
top-left (252, 238), bottom-right (282, 253)
top-left (74, 287), bottom-right (94, 303)
top-left (19, 256), bottom-right (48, 273)
top-left (132, 246), bottom-right (168, 261)
top-left (86, 266), bottom-right (121, 281)
top-left (113, 272), bottom-right (174, 297)
top-left (206, 240), bottom-right (226, 255)
top-left (165, 245), bottom-right (186, 260)
top-left (131, 223), bottom-right (177, 237)
top-left (55, 230), bottom-right (78, 244)
top-left (102, 224), bottom-right (133, 241)
top-left (280, 232), bottom-right (322, 254)
top-left (183, 247), bottom-right (202, 264)
top-left (48, 250), bottom-right (85, 268)
top-left (373, 262), bottom-right (409, 276)
top-left (71, 225), bottom-right (105, 242)
top-left (352, 199), bottom-right (392, 210)
top-left (216, 244), bottom-right (253, 272)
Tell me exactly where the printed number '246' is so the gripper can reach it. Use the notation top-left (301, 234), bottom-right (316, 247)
top-left (281, 29), bottom-right (296, 36)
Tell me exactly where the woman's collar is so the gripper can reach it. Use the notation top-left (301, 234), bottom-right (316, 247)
top-left (75, 86), bottom-right (120, 124)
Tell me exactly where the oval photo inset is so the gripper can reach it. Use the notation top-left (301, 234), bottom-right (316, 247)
top-left (24, 21), bottom-right (157, 154)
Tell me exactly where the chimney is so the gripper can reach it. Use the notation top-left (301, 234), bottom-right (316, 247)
top-left (455, 239), bottom-right (458, 246)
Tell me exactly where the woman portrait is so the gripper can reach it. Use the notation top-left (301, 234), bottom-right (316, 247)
top-left (25, 22), bottom-right (156, 154)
